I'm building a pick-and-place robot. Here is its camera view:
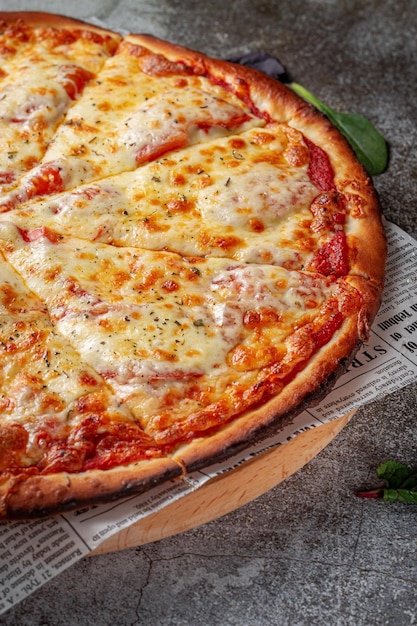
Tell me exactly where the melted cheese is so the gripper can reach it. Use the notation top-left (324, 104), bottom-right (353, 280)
top-left (0, 28), bottom-right (117, 187)
top-left (37, 46), bottom-right (259, 190)
top-left (7, 125), bottom-right (320, 269)
top-left (0, 223), bottom-right (340, 427)
top-left (0, 249), bottom-right (135, 454)
top-left (0, 24), bottom-right (362, 461)
top-left (120, 88), bottom-right (256, 164)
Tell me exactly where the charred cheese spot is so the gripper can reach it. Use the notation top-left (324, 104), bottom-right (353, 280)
top-left (198, 231), bottom-right (242, 251)
top-left (248, 217), bottom-right (265, 232)
top-left (79, 371), bottom-right (100, 387)
top-left (161, 280), bottom-right (179, 292)
top-left (166, 197), bottom-right (193, 213)
top-left (169, 172), bottom-right (187, 186)
top-left (174, 78), bottom-right (188, 88)
top-left (133, 268), bottom-right (165, 291)
top-left (243, 308), bottom-right (281, 329)
top-left (141, 215), bottom-right (169, 232)
top-left (230, 138), bottom-right (246, 150)
top-left (113, 270), bottom-right (133, 287)
top-left (250, 131), bottom-right (275, 145)
top-left (283, 143), bottom-right (310, 167)
top-left (227, 344), bottom-right (285, 371)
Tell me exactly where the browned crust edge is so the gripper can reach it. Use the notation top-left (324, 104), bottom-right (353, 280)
top-left (0, 11), bottom-right (122, 42)
top-left (0, 457), bottom-right (181, 520)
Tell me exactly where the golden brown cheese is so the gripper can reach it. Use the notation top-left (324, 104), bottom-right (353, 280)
top-left (3, 124), bottom-right (331, 270)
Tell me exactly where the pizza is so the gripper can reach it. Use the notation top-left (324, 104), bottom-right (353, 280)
top-left (0, 12), bottom-right (386, 520)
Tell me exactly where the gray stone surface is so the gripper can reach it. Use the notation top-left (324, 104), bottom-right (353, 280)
top-left (0, 1), bottom-right (417, 624)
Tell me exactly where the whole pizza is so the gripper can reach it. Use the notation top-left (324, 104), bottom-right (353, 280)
top-left (0, 12), bottom-right (386, 519)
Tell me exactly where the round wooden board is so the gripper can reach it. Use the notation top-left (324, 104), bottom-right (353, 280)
top-left (92, 411), bottom-right (356, 555)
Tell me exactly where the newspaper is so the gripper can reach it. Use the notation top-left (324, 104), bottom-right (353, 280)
top-left (1, 219), bottom-right (417, 614)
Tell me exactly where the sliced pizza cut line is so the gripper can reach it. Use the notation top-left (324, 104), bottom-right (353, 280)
top-left (0, 250), bottom-right (175, 472)
top-left (2, 124), bottom-right (321, 266)
top-left (127, 34), bottom-right (386, 286)
top-left (0, 28), bottom-right (385, 290)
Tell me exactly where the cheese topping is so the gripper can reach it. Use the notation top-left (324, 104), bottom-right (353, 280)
top-left (0, 250), bottom-right (133, 437)
top-left (6, 125), bottom-right (321, 269)
top-left (29, 44), bottom-right (259, 192)
top-left (120, 88), bottom-right (256, 164)
top-left (0, 79), bottom-right (69, 128)
top-left (0, 223), bottom-right (342, 428)
top-left (0, 19), bottom-right (371, 479)
top-left (0, 27), bottom-right (118, 188)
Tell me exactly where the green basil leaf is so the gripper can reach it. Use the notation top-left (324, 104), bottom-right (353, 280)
top-left (383, 489), bottom-right (417, 504)
top-left (376, 460), bottom-right (413, 488)
top-left (357, 462), bottom-right (417, 503)
top-left (399, 472), bottom-right (417, 491)
top-left (290, 82), bottom-right (388, 176)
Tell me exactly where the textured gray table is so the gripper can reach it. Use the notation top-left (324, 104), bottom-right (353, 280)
top-left (1, 1), bottom-right (416, 625)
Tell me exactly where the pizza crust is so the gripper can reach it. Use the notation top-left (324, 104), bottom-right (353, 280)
top-left (0, 457), bottom-right (181, 519)
top-left (0, 11), bottom-right (122, 41)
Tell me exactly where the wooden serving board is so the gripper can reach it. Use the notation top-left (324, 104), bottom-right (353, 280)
top-left (92, 411), bottom-right (356, 554)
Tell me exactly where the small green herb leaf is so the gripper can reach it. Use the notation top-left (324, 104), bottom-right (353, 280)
top-left (357, 461), bottom-right (417, 504)
top-left (290, 82), bottom-right (389, 176)
top-left (375, 460), bottom-right (414, 489)
top-left (382, 489), bottom-right (417, 504)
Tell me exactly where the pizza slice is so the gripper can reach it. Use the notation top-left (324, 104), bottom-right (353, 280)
top-left (0, 12), bottom-right (121, 192)
top-left (0, 222), bottom-right (377, 471)
top-left (1, 124), bottom-right (319, 266)
top-left (2, 122), bottom-right (384, 281)
top-left (0, 242), bottom-right (180, 519)
top-left (0, 35), bottom-right (262, 211)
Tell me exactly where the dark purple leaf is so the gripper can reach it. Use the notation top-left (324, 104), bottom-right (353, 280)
top-left (227, 52), bottom-right (289, 82)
